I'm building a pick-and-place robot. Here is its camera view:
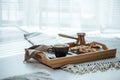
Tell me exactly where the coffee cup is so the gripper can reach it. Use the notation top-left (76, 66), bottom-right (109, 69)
top-left (47, 44), bottom-right (69, 57)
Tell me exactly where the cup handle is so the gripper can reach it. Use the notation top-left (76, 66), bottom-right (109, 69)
top-left (47, 48), bottom-right (54, 53)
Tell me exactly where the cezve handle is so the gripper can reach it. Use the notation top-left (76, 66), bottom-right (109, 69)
top-left (58, 34), bottom-right (77, 40)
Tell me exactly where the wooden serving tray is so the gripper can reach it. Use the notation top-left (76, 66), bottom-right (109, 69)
top-left (24, 42), bottom-right (116, 69)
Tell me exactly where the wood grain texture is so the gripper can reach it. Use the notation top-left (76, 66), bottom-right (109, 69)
top-left (26, 48), bottom-right (116, 68)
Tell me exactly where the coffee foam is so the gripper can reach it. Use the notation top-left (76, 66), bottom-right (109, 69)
top-left (54, 44), bottom-right (69, 48)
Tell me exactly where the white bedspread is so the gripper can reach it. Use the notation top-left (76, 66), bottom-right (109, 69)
top-left (0, 32), bottom-right (120, 80)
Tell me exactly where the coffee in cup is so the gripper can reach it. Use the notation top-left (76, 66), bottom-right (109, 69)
top-left (47, 44), bottom-right (69, 57)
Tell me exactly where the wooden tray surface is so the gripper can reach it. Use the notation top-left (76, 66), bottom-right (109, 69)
top-left (24, 42), bottom-right (116, 68)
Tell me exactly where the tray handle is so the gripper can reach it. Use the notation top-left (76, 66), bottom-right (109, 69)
top-left (24, 49), bottom-right (48, 62)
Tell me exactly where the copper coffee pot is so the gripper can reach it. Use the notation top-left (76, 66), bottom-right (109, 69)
top-left (58, 33), bottom-right (86, 46)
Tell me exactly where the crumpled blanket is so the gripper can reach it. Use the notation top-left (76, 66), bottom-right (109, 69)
top-left (1, 71), bottom-right (55, 80)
